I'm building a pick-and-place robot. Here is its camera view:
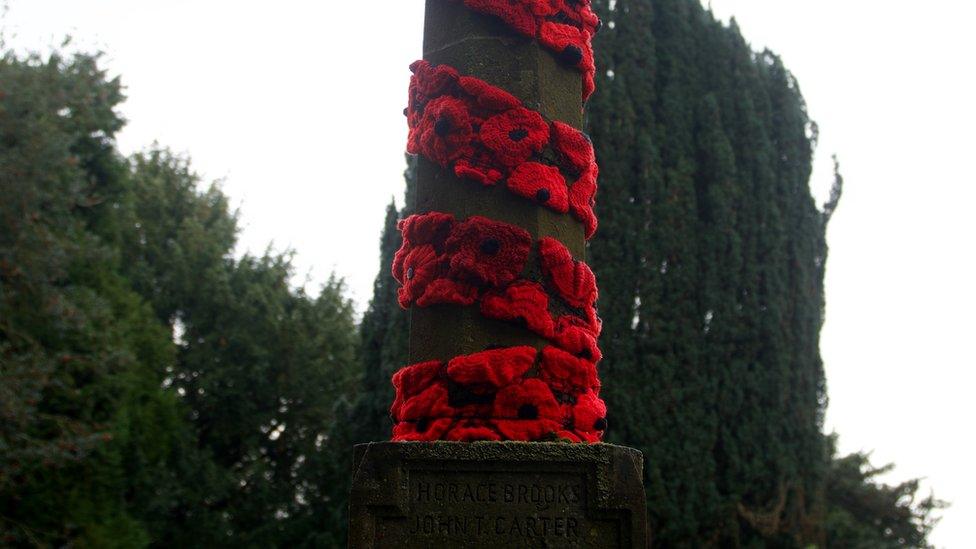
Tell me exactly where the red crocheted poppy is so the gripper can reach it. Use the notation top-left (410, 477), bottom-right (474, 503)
top-left (550, 0), bottom-right (601, 37)
top-left (569, 163), bottom-right (598, 238)
top-left (480, 281), bottom-right (555, 338)
top-left (458, 75), bottom-right (522, 111)
top-left (506, 162), bottom-right (569, 213)
top-left (572, 389), bottom-right (607, 436)
top-left (539, 345), bottom-right (599, 393)
top-left (409, 60), bottom-right (461, 97)
top-left (445, 216), bottom-right (532, 286)
top-left (552, 315), bottom-right (602, 361)
top-left (393, 417), bottom-right (454, 441)
top-left (414, 96), bottom-right (477, 167)
top-left (480, 107), bottom-right (549, 167)
top-left (395, 245), bottom-right (446, 308)
top-left (398, 211), bottom-right (455, 248)
top-left (400, 383), bottom-right (456, 422)
top-left (445, 419), bottom-right (502, 442)
top-left (462, 0), bottom-right (549, 37)
top-left (494, 378), bottom-right (560, 419)
top-left (539, 22), bottom-right (596, 99)
top-left (446, 346), bottom-right (536, 391)
top-left (538, 237), bottom-right (597, 309)
top-left (415, 277), bottom-right (480, 308)
top-left (390, 359), bottom-right (445, 423)
top-left (493, 378), bottom-right (562, 439)
top-left (550, 120), bottom-right (595, 176)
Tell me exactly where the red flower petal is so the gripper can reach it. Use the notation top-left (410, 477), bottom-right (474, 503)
top-left (506, 162), bottom-right (569, 213)
top-left (539, 346), bottom-right (599, 393)
top-left (480, 281), bottom-right (555, 338)
top-left (569, 163), bottom-right (598, 238)
top-left (552, 315), bottom-right (602, 362)
top-left (458, 75), bottom-right (522, 111)
top-left (446, 216), bottom-right (532, 287)
top-left (445, 419), bottom-right (502, 441)
top-left (416, 277), bottom-right (480, 307)
top-left (480, 107), bottom-right (549, 167)
top-left (446, 346), bottom-right (537, 389)
top-left (396, 245), bottom-right (446, 308)
top-left (390, 360), bottom-right (445, 422)
top-left (572, 389), bottom-right (607, 436)
top-left (493, 418), bottom-right (562, 441)
top-left (417, 96), bottom-right (476, 167)
top-left (400, 383), bottom-right (456, 421)
top-left (539, 237), bottom-right (597, 309)
top-left (493, 378), bottom-right (561, 420)
top-left (392, 417), bottom-right (454, 441)
top-left (550, 120), bottom-right (595, 176)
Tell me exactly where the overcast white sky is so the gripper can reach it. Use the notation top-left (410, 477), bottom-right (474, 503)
top-left (4, 1), bottom-right (974, 546)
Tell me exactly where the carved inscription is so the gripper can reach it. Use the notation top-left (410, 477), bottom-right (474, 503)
top-left (375, 469), bottom-right (620, 547)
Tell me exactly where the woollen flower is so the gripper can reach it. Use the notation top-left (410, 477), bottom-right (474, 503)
top-left (445, 216), bottom-right (532, 287)
top-left (480, 107), bottom-right (550, 167)
top-left (416, 96), bottom-right (477, 167)
top-left (506, 162), bottom-right (569, 213)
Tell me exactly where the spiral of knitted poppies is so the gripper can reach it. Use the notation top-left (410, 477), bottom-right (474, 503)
top-left (390, 0), bottom-right (604, 443)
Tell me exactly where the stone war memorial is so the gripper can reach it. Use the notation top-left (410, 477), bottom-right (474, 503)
top-left (348, 1), bottom-right (649, 547)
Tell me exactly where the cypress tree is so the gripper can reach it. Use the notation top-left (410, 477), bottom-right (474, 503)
top-left (587, 0), bottom-right (832, 544)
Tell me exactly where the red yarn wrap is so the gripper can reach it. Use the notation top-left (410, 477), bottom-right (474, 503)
top-left (454, 0), bottom-right (600, 100)
top-left (390, 346), bottom-right (606, 442)
top-left (391, 0), bottom-right (605, 443)
top-left (406, 60), bottom-right (598, 237)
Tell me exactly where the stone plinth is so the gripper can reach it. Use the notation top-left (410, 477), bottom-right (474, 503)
top-left (348, 442), bottom-right (648, 548)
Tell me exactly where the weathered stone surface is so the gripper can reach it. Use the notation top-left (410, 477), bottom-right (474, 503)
top-left (409, 0), bottom-right (586, 365)
top-left (348, 442), bottom-right (648, 548)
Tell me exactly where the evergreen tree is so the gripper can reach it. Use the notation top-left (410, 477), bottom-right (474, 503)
top-left (823, 436), bottom-right (946, 549)
top-left (587, 0), bottom-right (832, 543)
top-left (0, 49), bottom-right (208, 546)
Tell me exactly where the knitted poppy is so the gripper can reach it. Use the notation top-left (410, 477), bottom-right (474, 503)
top-left (409, 60), bottom-right (461, 97)
top-left (506, 162), bottom-right (569, 213)
top-left (493, 378), bottom-right (562, 439)
top-left (480, 107), bottom-right (549, 167)
top-left (550, 0), bottom-right (601, 36)
top-left (445, 216), bottom-right (532, 286)
top-left (480, 281), bottom-right (555, 338)
top-left (552, 315), bottom-right (602, 361)
top-left (395, 245), bottom-right (446, 308)
top-left (462, 0), bottom-right (546, 37)
top-left (400, 383), bottom-right (456, 422)
top-left (538, 237), bottom-right (597, 309)
top-left (539, 22), bottom-right (596, 99)
top-left (445, 419), bottom-right (502, 442)
top-left (550, 120), bottom-right (595, 176)
top-left (446, 345), bottom-right (536, 390)
top-left (494, 378), bottom-right (560, 418)
top-left (398, 211), bottom-right (455, 248)
top-left (414, 96), bottom-right (477, 167)
top-left (415, 277), bottom-right (480, 308)
top-left (539, 345), bottom-right (599, 393)
top-left (572, 389), bottom-right (607, 437)
top-left (569, 163), bottom-right (598, 238)
top-left (458, 75), bottom-right (522, 111)
top-left (390, 359), bottom-right (445, 423)
top-left (393, 417), bottom-right (454, 441)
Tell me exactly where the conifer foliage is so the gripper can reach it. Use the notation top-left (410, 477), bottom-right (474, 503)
top-left (587, 0), bottom-right (833, 543)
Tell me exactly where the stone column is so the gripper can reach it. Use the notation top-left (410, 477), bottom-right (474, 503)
top-left (409, 0), bottom-right (585, 363)
top-left (348, 2), bottom-right (649, 547)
